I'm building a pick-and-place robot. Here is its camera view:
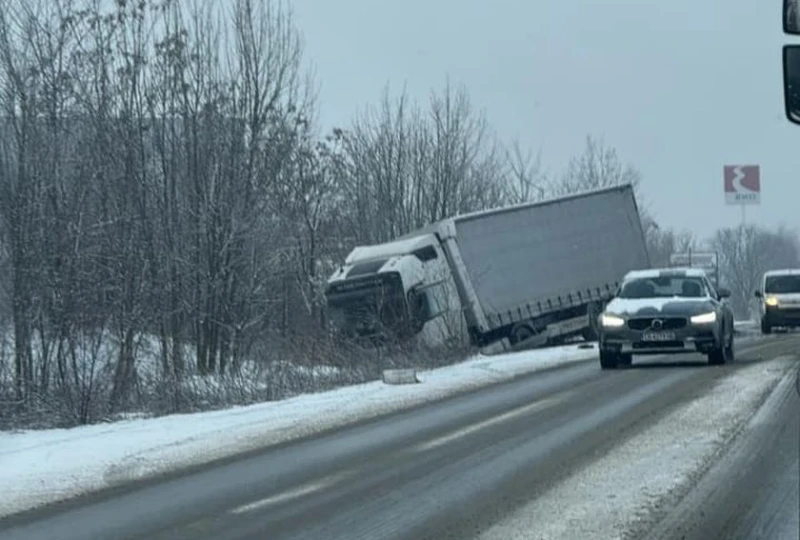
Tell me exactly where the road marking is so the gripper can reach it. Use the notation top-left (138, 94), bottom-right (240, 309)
top-left (225, 337), bottom-right (785, 516)
top-left (229, 470), bottom-right (352, 514)
top-left (414, 389), bottom-right (577, 452)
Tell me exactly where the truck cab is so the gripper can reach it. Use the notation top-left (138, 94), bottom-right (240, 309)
top-left (325, 234), bottom-right (468, 351)
top-left (754, 269), bottom-right (800, 333)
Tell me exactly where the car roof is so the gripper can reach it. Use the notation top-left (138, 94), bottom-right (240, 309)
top-left (764, 269), bottom-right (800, 277)
top-left (623, 267), bottom-right (707, 280)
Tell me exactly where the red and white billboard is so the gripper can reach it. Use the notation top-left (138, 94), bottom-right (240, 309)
top-left (723, 165), bottom-right (760, 205)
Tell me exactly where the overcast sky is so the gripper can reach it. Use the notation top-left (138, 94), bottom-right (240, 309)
top-left (291, 0), bottom-right (800, 242)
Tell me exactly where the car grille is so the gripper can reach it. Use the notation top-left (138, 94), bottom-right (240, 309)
top-left (627, 317), bottom-right (687, 330)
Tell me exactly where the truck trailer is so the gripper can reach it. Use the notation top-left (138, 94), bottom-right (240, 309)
top-left (324, 184), bottom-right (651, 353)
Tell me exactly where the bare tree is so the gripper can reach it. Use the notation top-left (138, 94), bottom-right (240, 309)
top-left (339, 80), bottom-right (506, 244)
top-left (424, 78), bottom-right (507, 219)
top-left (640, 215), bottom-right (698, 268)
top-left (0, 0), bottom-right (537, 428)
top-left (504, 139), bottom-right (547, 204)
top-left (550, 134), bottom-right (641, 196)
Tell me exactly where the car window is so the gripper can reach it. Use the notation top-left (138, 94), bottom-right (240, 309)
top-left (619, 277), bottom-right (708, 299)
top-left (764, 274), bottom-right (800, 293)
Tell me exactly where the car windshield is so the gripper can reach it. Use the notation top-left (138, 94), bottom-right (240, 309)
top-left (618, 276), bottom-right (708, 299)
top-left (764, 274), bottom-right (800, 293)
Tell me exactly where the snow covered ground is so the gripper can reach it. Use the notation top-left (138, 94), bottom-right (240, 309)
top-left (478, 353), bottom-right (797, 540)
top-left (0, 342), bottom-right (597, 518)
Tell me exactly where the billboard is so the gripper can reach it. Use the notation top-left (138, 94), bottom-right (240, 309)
top-left (723, 165), bottom-right (760, 205)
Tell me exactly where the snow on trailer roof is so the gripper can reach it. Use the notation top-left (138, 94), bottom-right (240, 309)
top-left (447, 183), bottom-right (637, 224)
top-left (395, 183), bottom-right (639, 243)
top-left (763, 268), bottom-right (800, 277)
top-left (623, 267), bottom-right (708, 280)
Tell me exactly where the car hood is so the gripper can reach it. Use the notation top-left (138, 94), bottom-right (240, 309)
top-left (605, 297), bottom-right (716, 317)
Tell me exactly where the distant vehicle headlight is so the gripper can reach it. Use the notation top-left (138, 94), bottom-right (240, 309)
top-left (600, 313), bottom-right (625, 328)
top-left (690, 311), bottom-right (717, 324)
top-left (765, 296), bottom-right (779, 307)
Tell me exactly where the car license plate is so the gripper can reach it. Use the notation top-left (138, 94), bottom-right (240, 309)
top-left (641, 331), bottom-right (676, 342)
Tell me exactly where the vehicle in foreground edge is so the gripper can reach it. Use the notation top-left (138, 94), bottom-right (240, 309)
top-left (597, 267), bottom-right (735, 369)
top-left (754, 268), bottom-right (800, 333)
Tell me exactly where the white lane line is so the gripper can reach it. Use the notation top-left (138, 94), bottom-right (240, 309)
top-left (229, 470), bottom-right (353, 514)
top-left (414, 389), bottom-right (578, 453)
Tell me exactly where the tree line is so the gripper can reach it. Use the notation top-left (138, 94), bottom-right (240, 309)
top-left (0, 0), bottom-right (794, 428)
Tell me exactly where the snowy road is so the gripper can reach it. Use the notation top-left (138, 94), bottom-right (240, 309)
top-left (641, 354), bottom-right (800, 540)
top-left (1, 334), bottom-right (798, 540)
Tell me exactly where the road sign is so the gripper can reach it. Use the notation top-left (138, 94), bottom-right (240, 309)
top-left (723, 165), bottom-right (760, 205)
top-left (669, 251), bottom-right (717, 269)
top-left (670, 251), bottom-right (720, 287)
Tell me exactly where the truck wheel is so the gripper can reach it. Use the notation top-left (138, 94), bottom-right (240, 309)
top-left (582, 301), bottom-right (602, 342)
top-left (761, 317), bottom-right (772, 335)
top-left (599, 349), bottom-right (619, 370)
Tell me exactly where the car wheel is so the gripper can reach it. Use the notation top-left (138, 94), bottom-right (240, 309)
top-left (707, 347), bottom-right (725, 365)
top-left (761, 317), bottom-right (772, 335)
top-left (599, 349), bottom-right (619, 370)
top-left (707, 331), bottom-right (728, 366)
top-left (724, 327), bottom-right (735, 362)
top-left (618, 353), bottom-right (633, 367)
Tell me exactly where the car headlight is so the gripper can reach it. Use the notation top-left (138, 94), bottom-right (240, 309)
top-left (690, 311), bottom-right (717, 324)
top-left (765, 296), bottom-right (779, 307)
top-left (600, 313), bottom-right (625, 328)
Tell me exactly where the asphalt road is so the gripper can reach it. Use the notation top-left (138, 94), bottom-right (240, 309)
top-left (1, 334), bottom-right (798, 540)
top-left (643, 345), bottom-right (800, 540)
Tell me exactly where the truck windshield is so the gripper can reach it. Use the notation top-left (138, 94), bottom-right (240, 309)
top-left (764, 275), bottom-right (800, 293)
top-left (325, 273), bottom-right (409, 339)
top-left (618, 276), bottom-right (707, 299)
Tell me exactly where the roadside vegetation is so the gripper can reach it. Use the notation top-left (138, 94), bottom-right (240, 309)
top-left (0, 0), bottom-right (795, 430)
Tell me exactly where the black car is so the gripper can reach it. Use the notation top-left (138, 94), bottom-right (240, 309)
top-left (597, 268), bottom-right (735, 369)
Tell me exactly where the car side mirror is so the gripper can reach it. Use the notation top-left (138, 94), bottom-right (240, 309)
top-left (786, 0), bottom-right (800, 34)
top-left (784, 46), bottom-right (800, 125)
top-left (754, 290), bottom-right (763, 298)
top-left (717, 287), bottom-right (731, 299)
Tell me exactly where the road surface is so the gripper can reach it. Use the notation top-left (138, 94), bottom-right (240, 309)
top-left (1, 334), bottom-right (798, 540)
top-left (642, 346), bottom-right (800, 540)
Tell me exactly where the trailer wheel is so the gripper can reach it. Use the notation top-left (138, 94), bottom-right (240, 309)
top-left (510, 324), bottom-right (535, 345)
top-left (582, 301), bottom-right (602, 342)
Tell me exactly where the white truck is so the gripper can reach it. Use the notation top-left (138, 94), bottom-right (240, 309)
top-left (324, 184), bottom-right (651, 353)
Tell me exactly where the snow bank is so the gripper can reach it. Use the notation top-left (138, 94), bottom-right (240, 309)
top-left (0, 343), bottom-right (596, 518)
top-left (478, 354), bottom-right (796, 540)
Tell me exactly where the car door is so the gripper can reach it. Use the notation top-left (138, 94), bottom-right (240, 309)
top-left (705, 277), bottom-right (733, 333)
